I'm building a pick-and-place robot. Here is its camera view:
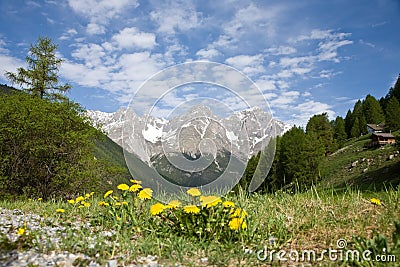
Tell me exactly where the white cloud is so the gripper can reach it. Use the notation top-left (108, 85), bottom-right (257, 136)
top-left (112, 27), bottom-right (157, 50)
top-left (0, 40), bottom-right (25, 82)
top-left (86, 23), bottom-right (106, 35)
top-left (265, 46), bottom-right (297, 55)
top-left (319, 69), bottom-right (341, 79)
top-left (61, 60), bottom-right (110, 88)
top-left (61, 36), bottom-right (165, 99)
top-left (68, 0), bottom-right (135, 20)
top-left (318, 39), bottom-right (353, 62)
top-left (150, 1), bottom-right (202, 34)
top-left (196, 48), bottom-right (220, 60)
top-left (270, 90), bottom-right (300, 109)
top-left (0, 54), bottom-right (25, 82)
top-left (164, 43), bottom-right (188, 65)
top-left (67, 0), bottom-right (138, 35)
top-left (205, 3), bottom-right (285, 53)
top-left (225, 54), bottom-right (264, 76)
top-left (59, 28), bottom-right (78, 40)
top-left (359, 39), bottom-right (375, 48)
top-left (254, 78), bottom-right (277, 92)
top-left (292, 100), bottom-right (335, 125)
top-left (71, 43), bottom-right (107, 67)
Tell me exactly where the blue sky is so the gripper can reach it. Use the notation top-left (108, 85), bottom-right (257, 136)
top-left (0, 0), bottom-right (399, 126)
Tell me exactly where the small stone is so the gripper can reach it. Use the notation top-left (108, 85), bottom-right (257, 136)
top-left (106, 260), bottom-right (118, 267)
top-left (200, 257), bottom-right (208, 263)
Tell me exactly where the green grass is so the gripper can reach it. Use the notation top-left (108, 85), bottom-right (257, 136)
top-left (1, 186), bottom-right (399, 266)
top-left (319, 133), bottom-right (400, 190)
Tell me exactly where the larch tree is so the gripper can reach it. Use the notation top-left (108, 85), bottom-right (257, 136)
top-left (5, 36), bottom-right (71, 100)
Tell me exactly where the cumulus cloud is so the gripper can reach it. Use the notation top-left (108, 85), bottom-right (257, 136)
top-left (67, 0), bottom-right (138, 35)
top-left (112, 27), bottom-right (157, 50)
top-left (196, 48), bottom-right (221, 60)
top-left (225, 54), bottom-right (265, 75)
top-left (150, 1), bottom-right (202, 34)
top-left (86, 23), bottom-right (106, 35)
top-left (292, 100), bottom-right (335, 125)
top-left (0, 40), bottom-right (25, 82)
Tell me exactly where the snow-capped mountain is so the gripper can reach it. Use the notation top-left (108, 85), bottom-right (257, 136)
top-left (87, 105), bottom-right (285, 164)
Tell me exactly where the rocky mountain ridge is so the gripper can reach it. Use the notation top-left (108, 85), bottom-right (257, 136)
top-left (87, 105), bottom-right (286, 165)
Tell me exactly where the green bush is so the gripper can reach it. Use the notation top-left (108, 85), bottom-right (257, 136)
top-left (0, 92), bottom-right (102, 199)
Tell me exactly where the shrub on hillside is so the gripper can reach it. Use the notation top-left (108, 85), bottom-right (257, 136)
top-left (0, 92), bottom-right (103, 199)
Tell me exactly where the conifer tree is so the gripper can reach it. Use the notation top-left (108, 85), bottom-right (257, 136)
top-left (333, 116), bottom-right (347, 148)
top-left (5, 36), bottom-right (70, 100)
top-left (350, 117), bottom-right (361, 137)
top-left (362, 94), bottom-right (385, 124)
top-left (306, 113), bottom-right (335, 154)
top-left (385, 97), bottom-right (400, 131)
top-left (344, 109), bottom-right (353, 138)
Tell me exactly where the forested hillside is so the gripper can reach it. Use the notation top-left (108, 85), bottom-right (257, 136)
top-left (242, 74), bottom-right (400, 192)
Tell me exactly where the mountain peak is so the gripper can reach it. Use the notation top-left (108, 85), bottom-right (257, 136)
top-left (88, 106), bottom-right (285, 163)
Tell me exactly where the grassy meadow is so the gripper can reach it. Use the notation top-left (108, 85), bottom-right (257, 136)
top-left (1, 181), bottom-right (399, 266)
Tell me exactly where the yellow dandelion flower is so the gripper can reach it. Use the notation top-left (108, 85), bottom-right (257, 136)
top-left (200, 196), bottom-right (222, 208)
top-left (56, 208), bottom-right (65, 213)
top-left (122, 201), bottom-right (128, 205)
top-left (67, 199), bottom-right (75, 204)
top-left (229, 218), bottom-right (246, 230)
top-left (116, 216), bottom-right (121, 221)
top-left (138, 188), bottom-right (153, 200)
top-left (115, 202), bottom-right (122, 206)
top-left (75, 196), bottom-right (84, 202)
top-left (78, 205), bottom-right (84, 208)
top-left (166, 200), bottom-right (181, 209)
top-left (231, 208), bottom-right (248, 218)
top-left (223, 201), bottom-right (235, 208)
top-left (183, 205), bottom-right (201, 214)
top-left (37, 198), bottom-right (42, 201)
top-left (85, 193), bottom-right (90, 198)
top-left (104, 190), bottom-right (113, 199)
top-left (130, 179), bottom-right (142, 184)
top-left (370, 198), bottom-right (382, 206)
top-left (187, 188), bottom-right (201, 196)
top-left (98, 201), bottom-right (109, 206)
top-left (117, 183), bottom-right (130, 191)
top-left (17, 228), bottom-right (26, 235)
top-left (84, 202), bottom-right (91, 207)
top-left (129, 184), bottom-right (142, 192)
top-left (150, 203), bottom-right (166, 215)
top-left (90, 192), bottom-right (94, 196)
